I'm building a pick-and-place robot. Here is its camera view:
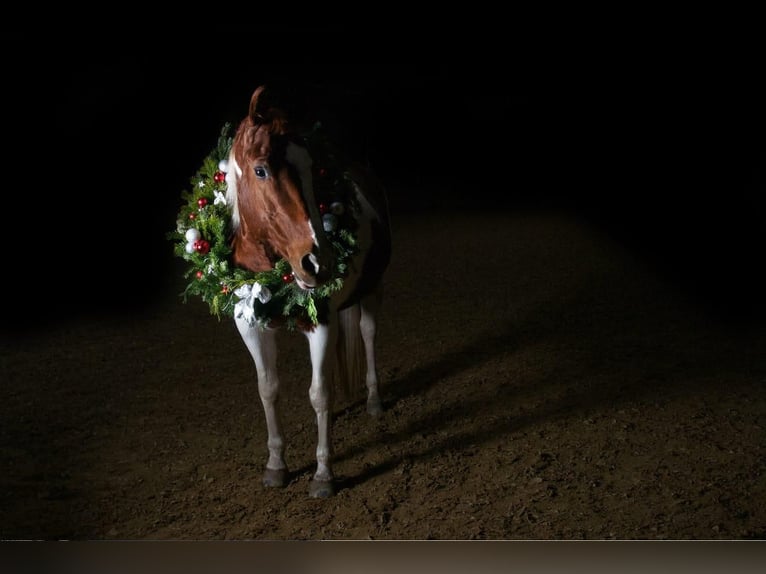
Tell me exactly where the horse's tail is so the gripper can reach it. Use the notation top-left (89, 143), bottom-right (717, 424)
top-left (334, 304), bottom-right (366, 402)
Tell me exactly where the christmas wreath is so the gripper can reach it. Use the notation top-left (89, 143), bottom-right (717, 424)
top-left (169, 123), bottom-right (359, 330)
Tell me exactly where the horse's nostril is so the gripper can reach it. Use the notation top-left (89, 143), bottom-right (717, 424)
top-left (301, 253), bottom-right (319, 276)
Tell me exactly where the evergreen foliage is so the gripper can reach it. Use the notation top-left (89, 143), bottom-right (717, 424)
top-left (168, 123), bottom-right (358, 330)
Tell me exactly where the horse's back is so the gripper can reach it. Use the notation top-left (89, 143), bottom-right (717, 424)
top-left (338, 163), bottom-right (391, 309)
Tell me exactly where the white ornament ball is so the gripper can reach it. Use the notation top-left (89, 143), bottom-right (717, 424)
top-left (322, 213), bottom-right (337, 232)
top-left (185, 228), bottom-right (201, 242)
top-left (218, 159), bottom-right (229, 173)
top-left (185, 242), bottom-right (195, 254)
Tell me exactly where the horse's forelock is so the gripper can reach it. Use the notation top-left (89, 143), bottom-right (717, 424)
top-left (229, 125), bottom-right (262, 173)
top-left (226, 120), bottom-right (285, 233)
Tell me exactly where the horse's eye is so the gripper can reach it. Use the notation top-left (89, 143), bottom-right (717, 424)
top-left (254, 165), bottom-right (268, 179)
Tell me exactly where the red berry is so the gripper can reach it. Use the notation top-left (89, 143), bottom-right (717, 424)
top-left (282, 273), bottom-right (294, 283)
top-left (196, 270), bottom-right (204, 279)
top-left (214, 171), bottom-right (226, 183)
top-left (197, 197), bottom-right (208, 209)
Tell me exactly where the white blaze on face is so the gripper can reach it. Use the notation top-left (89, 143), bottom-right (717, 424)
top-left (225, 153), bottom-right (242, 230)
top-left (306, 252), bottom-right (320, 274)
top-left (302, 216), bottom-right (320, 277)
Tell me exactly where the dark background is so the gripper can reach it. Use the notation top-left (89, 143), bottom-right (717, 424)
top-left (12, 39), bottom-right (764, 331)
top-left (3, 30), bottom-right (766, 554)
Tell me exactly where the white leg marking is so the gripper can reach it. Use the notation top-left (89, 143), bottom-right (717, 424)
top-left (235, 316), bottom-right (286, 472)
top-left (305, 320), bottom-right (338, 482)
top-left (360, 288), bottom-right (384, 415)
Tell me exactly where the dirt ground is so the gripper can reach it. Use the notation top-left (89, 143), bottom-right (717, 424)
top-left (2, 207), bottom-right (765, 540)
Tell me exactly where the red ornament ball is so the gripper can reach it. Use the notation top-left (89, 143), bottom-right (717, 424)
top-left (318, 167), bottom-right (327, 177)
top-left (196, 270), bottom-right (204, 279)
top-left (197, 197), bottom-right (208, 209)
top-left (194, 239), bottom-right (210, 255)
top-left (282, 273), bottom-right (294, 283)
top-left (189, 212), bottom-right (197, 220)
top-left (319, 203), bottom-right (327, 214)
top-left (214, 171), bottom-right (226, 183)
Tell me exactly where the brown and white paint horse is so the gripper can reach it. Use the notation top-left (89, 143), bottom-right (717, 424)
top-left (225, 85), bottom-right (391, 497)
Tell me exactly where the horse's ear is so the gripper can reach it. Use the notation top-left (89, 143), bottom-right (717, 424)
top-left (248, 85), bottom-right (267, 124)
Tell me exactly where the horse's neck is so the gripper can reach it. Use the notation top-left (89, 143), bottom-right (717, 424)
top-left (347, 166), bottom-right (390, 231)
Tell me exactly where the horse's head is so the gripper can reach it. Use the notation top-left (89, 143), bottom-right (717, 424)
top-left (226, 85), bottom-right (324, 290)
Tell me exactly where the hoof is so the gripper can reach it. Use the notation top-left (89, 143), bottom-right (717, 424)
top-left (367, 397), bottom-right (383, 417)
top-left (262, 468), bottom-right (288, 488)
top-left (308, 479), bottom-right (335, 498)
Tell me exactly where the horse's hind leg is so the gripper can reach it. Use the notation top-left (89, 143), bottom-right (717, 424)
top-left (360, 285), bottom-right (384, 416)
top-left (235, 318), bottom-right (288, 488)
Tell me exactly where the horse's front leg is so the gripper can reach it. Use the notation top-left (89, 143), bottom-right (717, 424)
top-left (305, 319), bottom-right (338, 498)
top-left (235, 317), bottom-right (288, 488)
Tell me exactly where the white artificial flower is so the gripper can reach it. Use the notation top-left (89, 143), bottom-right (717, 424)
top-left (253, 282), bottom-right (272, 303)
top-left (214, 190), bottom-right (227, 205)
top-left (234, 282), bottom-right (272, 325)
